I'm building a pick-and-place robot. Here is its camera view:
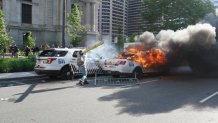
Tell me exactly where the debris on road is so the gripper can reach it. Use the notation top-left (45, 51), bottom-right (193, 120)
top-left (1, 98), bottom-right (9, 101)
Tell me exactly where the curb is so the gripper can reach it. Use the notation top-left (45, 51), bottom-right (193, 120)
top-left (0, 75), bottom-right (47, 81)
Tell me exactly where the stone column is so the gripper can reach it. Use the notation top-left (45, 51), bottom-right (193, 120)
top-left (80, 0), bottom-right (100, 45)
top-left (91, 3), bottom-right (95, 32)
top-left (85, 2), bottom-right (91, 31)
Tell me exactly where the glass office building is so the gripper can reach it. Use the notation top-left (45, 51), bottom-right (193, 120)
top-left (98, 0), bottom-right (128, 39)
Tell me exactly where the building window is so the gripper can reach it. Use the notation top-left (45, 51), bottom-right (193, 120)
top-left (22, 4), bottom-right (32, 24)
top-left (0, 0), bottom-right (2, 10)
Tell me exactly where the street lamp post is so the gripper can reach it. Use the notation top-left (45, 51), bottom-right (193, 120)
top-left (62, 0), bottom-right (66, 48)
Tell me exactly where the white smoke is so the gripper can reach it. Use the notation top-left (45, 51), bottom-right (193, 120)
top-left (85, 37), bottom-right (118, 59)
top-left (155, 23), bottom-right (216, 52)
top-left (139, 31), bottom-right (157, 49)
top-left (90, 40), bottom-right (118, 59)
top-left (139, 31), bottom-right (155, 43)
top-left (156, 30), bottom-right (176, 52)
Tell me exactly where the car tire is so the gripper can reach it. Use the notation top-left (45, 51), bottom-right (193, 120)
top-left (132, 67), bottom-right (143, 79)
top-left (61, 66), bottom-right (73, 80)
top-left (48, 75), bottom-right (57, 79)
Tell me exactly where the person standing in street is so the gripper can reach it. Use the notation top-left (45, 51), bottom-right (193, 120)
top-left (24, 46), bottom-right (31, 56)
top-left (76, 50), bottom-right (89, 85)
top-left (3, 48), bottom-right (6, 58)
top-left (10, 44), bottom-right (18, 58)
top-left (32, 46), bottom-right (40, 55)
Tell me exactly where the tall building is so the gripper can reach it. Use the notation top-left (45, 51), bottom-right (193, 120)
top-left (1, 0), bottom-right (100, 48)
top-left (98, 0), bottom-right (128, 41)
top-left (213, 0), bottom-right (218, 15)
top-left (127, 0), bottom-right (146, 36)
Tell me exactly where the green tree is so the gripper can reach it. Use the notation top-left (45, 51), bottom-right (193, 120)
top-left (127, 33), bottom-right (138, 42)
top-left (67, 4), bottom-right (85, 47)
top-left (142, 0), bottom-right (215, 32)
top-left (0, 10), bottom-right (13, 53)
top-left (116, 26), bottom-right (125, 52)
top-left (23, 31), bottom-right (35, 48)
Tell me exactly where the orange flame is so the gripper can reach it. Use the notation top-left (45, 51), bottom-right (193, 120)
top-left (117, 47), bottom-right (167, 69)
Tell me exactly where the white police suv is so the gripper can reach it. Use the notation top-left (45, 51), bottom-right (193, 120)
top-left (34, 48), bottom-right (103, 79)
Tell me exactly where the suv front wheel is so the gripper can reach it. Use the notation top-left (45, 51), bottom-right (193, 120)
top-left (61, 66), bottom-right (73, 80)
top-left (132, 67), bottom-right (143, 79)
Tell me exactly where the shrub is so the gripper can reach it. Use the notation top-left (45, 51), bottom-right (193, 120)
top-left (18, 50), bottom-right (33, 57)
top-left (0, 10), bottom-right (14, 54)
top-left (18, 50), bottom-right (25, 56)
top-left (0, 58), bottom-right (36, 73)
top-left (23, 31), bottom-right (35, 48)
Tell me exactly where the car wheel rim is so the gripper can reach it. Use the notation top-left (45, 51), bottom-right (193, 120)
top-left (66, 71), bottom-right (70, 76)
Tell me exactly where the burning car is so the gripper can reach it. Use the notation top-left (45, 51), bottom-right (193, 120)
top-left (103, 23), bottom-right (218, 77)
top-left (102, 46), bottom-right (168, 78)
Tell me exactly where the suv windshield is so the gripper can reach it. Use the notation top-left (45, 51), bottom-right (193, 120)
top-left (39, 50), bottom-right (68, 57)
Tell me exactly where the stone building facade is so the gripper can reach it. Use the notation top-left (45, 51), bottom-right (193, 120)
top-left (1, 0), bottom-right (100, 48)
top-left (73, 0), bottom-right (100, 46)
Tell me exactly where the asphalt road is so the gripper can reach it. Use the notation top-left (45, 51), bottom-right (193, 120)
top-left (0, 69), bottom-right (218, 123)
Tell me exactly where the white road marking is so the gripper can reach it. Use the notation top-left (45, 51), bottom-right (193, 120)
top-left (200, 91), bottom-right (218, 104)
top-left (119, 79), bottom-right (158, 87)
top-left (138, 79), bottom-right (158, 85)
top-left (10, 81), bottom-right (26, 85)
top-left (116, 79), bottom-right (158, 88)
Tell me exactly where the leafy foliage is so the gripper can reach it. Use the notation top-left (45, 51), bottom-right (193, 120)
top-left (127, 33), bottom-right (138, 42)
top-left (18, 50), bottom-right (33, 57)
top-left (67, 4), bottom-right (85, 47)
top-left (116, 26), bottom-right (125, 52)
top-left (0, 10), bottom-right (13, 53)
top-left (23, 31), bottom-right (35, 48)
top-left (142, 0), bottom-right (215, 32)
top-left (0, 58), bottom-right (36, 73)
top-left (18, 50), bottom-right (25, 56)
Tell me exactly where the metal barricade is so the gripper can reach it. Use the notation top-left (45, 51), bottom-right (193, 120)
top-left (94, 73), bottom-right (139, 86)
top-left (70, 62), bottom-right (104, 79)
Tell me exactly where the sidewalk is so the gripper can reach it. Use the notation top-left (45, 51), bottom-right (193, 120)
top-left (0, 71), bottom-right (45, 81)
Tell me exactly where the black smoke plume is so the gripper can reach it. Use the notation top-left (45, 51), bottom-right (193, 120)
top-left (139, 23), bottom-right (218, 73)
